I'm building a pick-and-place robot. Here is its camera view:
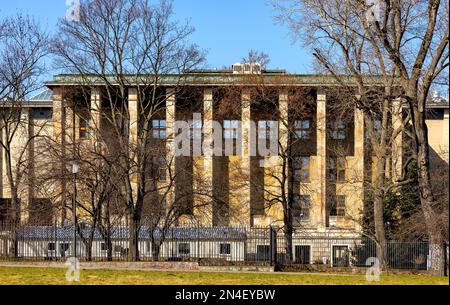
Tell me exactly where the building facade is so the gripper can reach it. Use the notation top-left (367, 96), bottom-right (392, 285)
top-left (1, 67), bottom-right (449, 241)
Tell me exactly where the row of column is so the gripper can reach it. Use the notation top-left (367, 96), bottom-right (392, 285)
top-left (51, 87), bottom-right (399, 229)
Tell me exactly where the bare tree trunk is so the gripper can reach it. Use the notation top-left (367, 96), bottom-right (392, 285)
top-left (284, 224), bottom-right (293, 265)
top-left (416, 119), bottom-right (445, 276)
top-left (129, 217), bottom-right (140, 262)
top-left (373, 156), bottom-right (388, 270)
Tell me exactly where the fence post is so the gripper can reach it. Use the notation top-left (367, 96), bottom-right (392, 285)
top-left (269, 226), bottom-right (277, 266)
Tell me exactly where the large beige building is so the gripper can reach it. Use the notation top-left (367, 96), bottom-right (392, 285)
top-left (1, 68), bottom-right (449, 240)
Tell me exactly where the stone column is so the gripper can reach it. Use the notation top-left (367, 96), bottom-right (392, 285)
top-left (315, 92), bottom-right (327, 232)
top-left (165, 88), bottom-right (176, 210)
top-left (229, 88), bottom-right (251, 226)
top-left (52, 87), bottom-right (67, 223)
top-left (90, 88), bottom-right (102, 149)
top-left (443, 109), bottom-right (449, 163)
top-left (128, 88), bottom-right (139, 204)
top-left (392, 98), bottom-right (403, 181)
top-left (352, 106), bottom-right (365, 232)
top-left (0, 121), bottom-right (3, 198)
top-left (19, 108), bottom-right (30, 223)
top-left (193, 88), bottom-right (213, 226)
top-left (261, 89), bottom-right (289, 226)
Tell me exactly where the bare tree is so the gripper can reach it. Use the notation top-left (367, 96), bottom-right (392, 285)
top-left (275, 0), bottom-right (449, 275)
top-left (52, 0), bottom-right (205, 261)
top-left (241, 50), bottom-right (271, 69)
top-left (0, 13), bottom-right (49, 255)
top-left (216, 67), bottom-right (315, 263)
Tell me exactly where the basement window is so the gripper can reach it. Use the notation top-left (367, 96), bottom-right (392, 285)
top-left (219, 243), bottom-right (231, 255)
top-left (178, 243), bottom-right (190, 255)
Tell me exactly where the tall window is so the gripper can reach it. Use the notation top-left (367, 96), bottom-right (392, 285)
top-left (187, 119), bottom-right (202, 140)
top-left (79, 117), bottom-right (92, 140)
top-left (152, 156), bottom-right (167, 181)
top-left (258, 120), bottom-right (276, 140)
top-left (329, 195), bottom-right (346, 217)
top-left (293, 195), bottom-right (311, 221)
top-left (152, 120), bottom-right (166, 139)
top-left (224, 120), bottom-right (240, 139)
top-left (329, 157), bottom-right (346, 183)
top-left (329, 120), bottom-right (346, 140)
top-left (293, 157), bottom-right (310, 182)
top-left (294, 119), bottom-right (311, 139)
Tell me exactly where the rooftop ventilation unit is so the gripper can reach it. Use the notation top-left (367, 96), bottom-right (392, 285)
top-left (232, 62), bottom-right (262, 74)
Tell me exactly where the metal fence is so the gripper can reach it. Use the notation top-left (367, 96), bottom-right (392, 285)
top-left (0, 221), bottom-right (442, 271)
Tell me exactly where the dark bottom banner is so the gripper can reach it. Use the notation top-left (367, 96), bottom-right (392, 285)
top-left (2, 285), bottom-right (446, 304)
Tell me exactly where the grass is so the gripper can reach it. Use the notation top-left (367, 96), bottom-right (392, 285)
top-left (0, 266), bottom-right (448, 285)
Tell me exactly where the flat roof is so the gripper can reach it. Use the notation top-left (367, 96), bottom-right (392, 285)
top-left (44, 73), bottom-right (386, 88)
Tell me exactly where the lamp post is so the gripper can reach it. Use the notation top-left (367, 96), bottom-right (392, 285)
top-left (71, 161), bottom-right (79, 259)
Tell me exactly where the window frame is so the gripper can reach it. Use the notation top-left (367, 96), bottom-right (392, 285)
top-left (258, 120), bottom-right (276, 140)
top-left (293, 194), bottom-right (311, 221)
top-left (100, 242), bottom-right (108, 252)
top-left (79, 117), bottom-right (92, 140)
top-left (219, 243), bottom-right (231, 255)
top-left (152, 156), bottom-right (167, 181)
top-left (178, 243), bottom-right (190, 255)
top-left (294, 119), bottom-right (311, 140)
top-left (223, 120), bottom-right (240, 140)
top-left (329, 120), bottom-right (346, 140)
top-left (47, 242), bottom-right (56, 251)
top-left (31, 107), bottom-right (53, 120)
top-left (293, 156), bottom-right (311, 182)
top-left (151, 119), bottom-right (167, 139)
top-left (329, 195), bottom-right (346, 217)
top-left (329, 157), bottom-right (346, 183)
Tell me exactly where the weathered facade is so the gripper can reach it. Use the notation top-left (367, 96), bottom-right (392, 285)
top-left (1, 68), bottom-right (449, 242)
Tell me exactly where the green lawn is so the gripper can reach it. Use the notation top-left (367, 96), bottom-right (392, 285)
top-left (0, 266), bottom-right (447, 285)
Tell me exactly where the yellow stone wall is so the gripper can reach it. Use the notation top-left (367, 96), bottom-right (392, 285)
top-left (2, 85), bottom-right (448, 233)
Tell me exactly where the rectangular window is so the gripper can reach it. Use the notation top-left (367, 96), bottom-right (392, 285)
top-left (152, 120), bottom-right (166, 139)
top-left (330, 195), bottom-right (346, 217)
top-left (293, 157), bottom-right (310, 182)
top-left (224, 120), bottom-right (240, 139)
top-left (100, 243), bottom-right (108, 251)
top-left (187, 119), bottom-right (202, 140)
top-left (47, 243), bottom-right (56, 251)
top-left (333, 245), bottom-right (349, 267)
top-left (370, 119), bottom-right (382, 141)
top-left (0, 198), bottom-right (12, 222)
top-left (294, 245), bottom-right (311, 264)
top-left (60, 243), bottom-right (70, 257)
top-left (329, 157), bottom-right (346, 183)
top-left (258, 120), bottom-right (276, 140)
top-left (219, 243), bottom-right (231, 255)
top-left (330, 120), bottom-right (346, 140)
top-left (294, 119), bottom-right (311, 139)
top-left (31, 108), bottom-right (53, 120)
top-left (79, 117), bottom-right (92, 140)
top-left (153, 156), bottom-right (167, 181)
top-left (293, 195), bottom-right (311, 221)
top-left (256, 245), bottom-right (270, 261)
top-left (178, 243), bottom-right (190, 255)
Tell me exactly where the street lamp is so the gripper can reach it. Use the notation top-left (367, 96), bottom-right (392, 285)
top-left (71, 161), bottom-right (79, 259)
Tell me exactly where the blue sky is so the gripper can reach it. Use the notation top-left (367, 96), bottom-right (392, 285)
top-left (0, 0), bottom-right (313, 78)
